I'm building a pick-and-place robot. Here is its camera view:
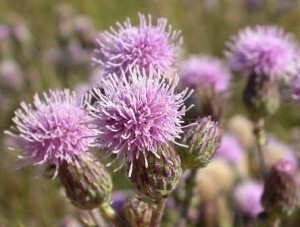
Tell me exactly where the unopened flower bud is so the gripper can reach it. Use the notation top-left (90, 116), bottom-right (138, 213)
top-left (243, 72), bottom-right (280, 120)
top-left (128, 145), bottom-right (182, 201)
top-left (262, 160), bottom-right (298, 217)
top-left (124, 195), bottom-right (152, 227)
top-left (59, 154), bottom-right (112, 210)
top-left (178, 117), bottom-right (222, 169)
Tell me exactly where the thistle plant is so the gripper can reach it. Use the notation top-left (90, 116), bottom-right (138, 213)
top-left (226, 25), bottom-right (299, 177)
top-left (179, 55), bottom-right (231, 121)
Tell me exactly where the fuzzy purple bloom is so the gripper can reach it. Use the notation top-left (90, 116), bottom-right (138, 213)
top-left (5, 90), bottom-right (93, 171)
top-left (93, 13), bottom-right (182, 78)
top-left (226, 25), bottom-right (298, 78)
top-left (214, 134), bottom-right (245, 164)
top-left (0, 59), bottom-right (23, 90)
top-left (179, 55), bottom-right (230, 92)
top-left (86, 68), bottom-right (192, 176)
top-left (234, 180), bottom-right (264, 218)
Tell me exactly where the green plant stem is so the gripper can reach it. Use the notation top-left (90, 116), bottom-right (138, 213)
top-left (100, 204), bottom-right (124, 227)
top-left (178, 169), bottom-right (196, 227)
top-left (253, 118), bottom-right (266, 178)
top-left (149, 198), bottom-right (167, 227)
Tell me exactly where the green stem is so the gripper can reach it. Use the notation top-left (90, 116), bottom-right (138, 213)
top-left (178, 169), bottom-right (196, 227)
top-left (149, 198), bottom-right (167, 227)
top-left (253, 118), bottom-right (266, 178)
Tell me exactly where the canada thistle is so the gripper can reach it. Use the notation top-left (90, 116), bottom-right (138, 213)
top-left (59, 154), bottom-right (112, 210)
top-left (5, 89), bottom-right (93, 175)
top-left (177, 117), bottom-right (222, 169)
top-left (86, 68), bottom-right (192, 177)
top-left (261, 160), bottom-right (298, 217)
top-left (128, 145), bottom-right (182, 201)
top-left (179, 55), bottom-right (231, 121)
top-left (226, 25), bottom-right (299, 119)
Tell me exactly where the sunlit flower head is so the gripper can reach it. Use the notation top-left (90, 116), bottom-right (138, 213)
top-left (226, 25), bottom-right (299, 78)
top-left (92, 13), bottom-right (182, 78)
top-left (86, 68), bottom-right (193, 175)
top-left (5, 90), bottom-right (93, 173)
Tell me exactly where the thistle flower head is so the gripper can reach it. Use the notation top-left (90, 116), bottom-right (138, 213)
top-left (179, 55), bottom-right (231, 92)
top-left (226, 25), bottom-right (298, 78)
top-left (6, 89), bottom-right (93, 171)
top-left (86, 68), bottom-right (192, 175)
top-left (234, 180), bottom-right (264, 218)
top-left (214, 134), bottom-right (245, 164)
top-left (93, 13), bottom-right (182, 77)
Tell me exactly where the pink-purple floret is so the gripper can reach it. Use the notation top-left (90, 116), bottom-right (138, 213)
top-left (234, 180), bottom-right (264, 217)
top-left (86, 69), bottom-right (192, 169)
top-left (179, 55), bottom-right (230, 92)
top-left (6, 90), bottom-right (93, 168)
top-left (226, 25), bottom-right (298, 78)
top-left (92, 13), bottom-right (182, 78)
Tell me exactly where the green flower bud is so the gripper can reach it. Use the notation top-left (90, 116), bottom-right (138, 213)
top-left (128, 145), bottom-right (182, 201)
top-left (59, 154), bottom-right (112, 210)
top-left (178, 117), bottom-right (222, 169)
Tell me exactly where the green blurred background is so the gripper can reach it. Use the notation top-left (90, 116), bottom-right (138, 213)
top-left (0, 0), bottom-right (300, 226)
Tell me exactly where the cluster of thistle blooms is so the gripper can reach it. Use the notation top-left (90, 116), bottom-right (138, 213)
top-left (5, 12), bottom-right (300, 226)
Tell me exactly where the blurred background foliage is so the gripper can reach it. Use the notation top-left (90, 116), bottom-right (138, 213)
top-left (0, 0), bottom-right (300, 226)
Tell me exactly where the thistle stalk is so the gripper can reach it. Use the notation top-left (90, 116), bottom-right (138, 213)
top-left (149, 198), bottom-right (167, 227)
top-left (253, 118), bottom-right (266, 178)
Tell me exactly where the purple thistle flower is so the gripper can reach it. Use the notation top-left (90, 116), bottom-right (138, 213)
top-left (179, 55), bottom-right (231, 92)
top-left (5, 90), bottom-right (93, 173)
top-left (0, 59), bottom-right (23, 90)
top-left (234, 180), bottom-right (264, 218)
top-left (92, 13), bottom-right (182, 78)
top-left (86, 68), bottom-right (193, 176)
top-left (214, 134), bottom-right (245, 164)
top-left (226, 25), bottom-right (299, 78)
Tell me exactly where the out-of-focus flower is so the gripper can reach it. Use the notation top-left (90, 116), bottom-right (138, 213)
top-left (59, 217), bottom-right (82, 227)
top-left (86, 68), bottom-right (192, 176)
top-left (55, 4), bottom-right (75, 44)
top-left (110, 191), bottom-right (127, 214)
top-left (226, 25), bottom-right (298, 79)
top-left (262, 160), bottom-right (298, 216)
top-left (8, 15), bottom-right (32, 47)
top-left (214, 134), bottom-right (248, 178)
top-left (93, 13), bottom-right (182, 77)
top-left (73, 16), bottom-right (96, 47)
top-left (178, 116), bottom-right (222, 169)
top-left (179, 55), bottom-right (230, 93)
top-left (234, 180), bottom-right (264, 218)
top-left (265, 135), bottom-right (298, 169)
top-left (195, 159), bottom-right (235, 201)
top-left (214, 134), bottom-right (245, 165)
top-left (0, 59), bottom-right (23, 90)
top-left (0, 25), bottom-right (11, 55)
top-left (228, 115), bottom-right (254, 149)
top-left (5, 90), bottom-right (93, 172)
top-left (74, 82), bottom-right (91, 100)
top-left (124, 195), bottom-right (152, 227)
top-left (244, 0), bottom-right (262, 10)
